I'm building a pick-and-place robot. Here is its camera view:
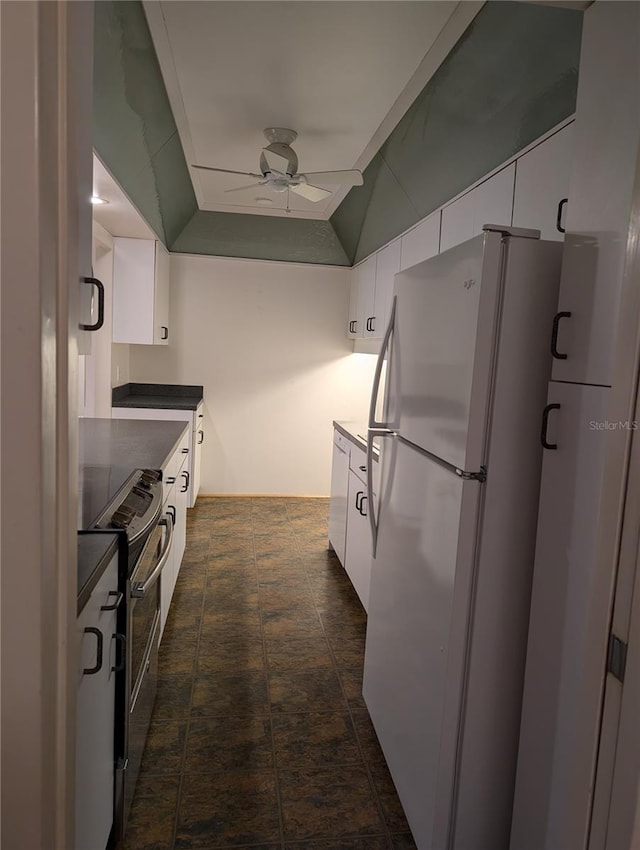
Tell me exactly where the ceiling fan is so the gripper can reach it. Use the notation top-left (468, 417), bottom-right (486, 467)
top-left (192, 127), bottom-right (363, 204)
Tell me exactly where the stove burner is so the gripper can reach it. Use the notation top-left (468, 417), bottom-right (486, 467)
top-left (111, 504), bottom-right (136, 529)
top-left (139, 469), bottom-right (161, 489)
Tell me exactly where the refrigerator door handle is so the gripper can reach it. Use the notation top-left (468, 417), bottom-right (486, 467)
top-left (367, 430), bottom-right (393, 558)
top-left (368, 296), bottom-right (396, 429)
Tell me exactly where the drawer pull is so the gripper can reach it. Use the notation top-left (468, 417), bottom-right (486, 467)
top-left (556, 198), bottom-right (568, 233)
top-left (100, 590), bottom-right (123, 612)
top-left (111, 633), bottom-right (126, 673)
top-left (359, 464), bottom-right (366, 472)
top-left (83, 627), bottom-right (103, 675)
top-left (541, 403), bottom-right (561, 450)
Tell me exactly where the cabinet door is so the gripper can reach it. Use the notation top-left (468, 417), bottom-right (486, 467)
top-left (328, 432), bottom-right (350, 565)
top-left (551, 3), bottom-right (640, 387)
top-left (345, 469), bottom-right (373, 611)
top-left (175, 471), bottom-right (188, 569)
top-left (373, 239), bottom-right (401, 338)
top-left (347, 268), bottom-right (359, 339)
top-left (441, 164), bottom-right (515, 252)
top-left (510, 381), bottom-right (610, 850)
top-left (76, 553), bottom-right (118, 850)
top-left (190, 404), bottom-right (204, 508)
top-left (160, 490), bottom-right (177, 639)
top-left (358, 254), bottom-right (377, 338)
top-left (512, 123), bottom-right (574, 241)
top-left (113, 237), bottom-right (170, 345)
top-left (153, 242), bottom-right (170, 345)
top-left (400, 211), bottom-right (441, 271)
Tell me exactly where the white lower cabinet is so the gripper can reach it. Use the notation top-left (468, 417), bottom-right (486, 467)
top-left (345, 468), bottom-right (373, 612)
top-left (159, 433), bottom-right (190, 639)
top-left (328, 429), bottom-right (379, 610)
top-left (328, 430), bottom-right (350, 564)
top-left (76, 551), bottom-right (119, 850)
top-left (112, 404), bottom-right (203, 507)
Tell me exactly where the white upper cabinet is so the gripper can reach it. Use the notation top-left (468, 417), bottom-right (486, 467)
top-left (440, 163), bottom-right (515, 252)
top-left (112, 237), bottom-right (170, 345)
top-left (400, 211), bottom-right (441, 271)
top-left (371, 239), bottom-right (401, 338)
top-left (512, 123), bottom-right (574, 241)
top-left (347, 267), bottom-right (359, 339)
top-left (358, 255), bottom-right (377, 338)
top-left (347, 254), bottom-right (376, 339)
top-left (551, 2), bottom-right (640, 387)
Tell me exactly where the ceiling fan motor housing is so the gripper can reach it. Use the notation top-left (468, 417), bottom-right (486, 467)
top-left (260, 142), bottom-right (298, 177)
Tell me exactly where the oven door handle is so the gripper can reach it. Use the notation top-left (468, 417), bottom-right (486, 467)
top-left (130, 514), bottom-right (174, 598)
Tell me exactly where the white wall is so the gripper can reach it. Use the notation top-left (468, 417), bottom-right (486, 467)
top-left (129, 254), bottom-right (378, 496)
top-left (111, 343), bottom-right (130, 388)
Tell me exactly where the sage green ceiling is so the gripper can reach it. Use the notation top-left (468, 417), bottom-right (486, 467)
top-left (332, 1), bottom-right (583, 264)
top-left (94, 0), bottom-right (582, 267)
top-left (93, 0), bottom-right (198, 247)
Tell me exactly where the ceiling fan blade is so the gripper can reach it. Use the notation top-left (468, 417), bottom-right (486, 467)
top-left (290, 182), bottom-right (331, 202)
top-left (223, 182), bottom-right (266, 194)
top-left (300, 169), bottom-right (363, 187)
top-left (262, 148), bottom-right (291, 175)
top-left (192, 165), bottom-right (262, 178)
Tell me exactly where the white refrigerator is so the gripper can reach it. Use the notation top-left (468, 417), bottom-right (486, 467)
top-left (363, 227), bottom-right (562, 850)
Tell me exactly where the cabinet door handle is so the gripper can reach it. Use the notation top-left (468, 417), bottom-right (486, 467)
top-left (181, 447), bottom-right (189, 454)
top-left (551, 311), bottom-right (571, 360)
top-left (180, 471), bottom-right (190, 493)
top-left (160, 326), bottom-right (169, 340)
top-left (359, 464), bottom-right (367, 473)
top-left (366, 317), bottom-right (375, 332)
top-left (80, 277), bottom-right (105, 331)
top-left (541, 403), bottom-right (561, 450)
top-left (165, 476), bottom-right (176, 484)
top-left (197, 430), bottom-right (204, 445)
top-left (349, 320), bottom-right (357, 334)
top-left (111, 633), bottom-right (126, 673)
top-left (359, 495), bottom-right (368, 517)
top-left (100, 590), bottom-right (123, 612)
top-left (355, 490), bottom-right (364, 511)
top-left (167, 505), bottom-right (176, 523)
top-left (556, 198), bottom-right (568, 233)
top-left (83, 627), bottom-right (103, 675)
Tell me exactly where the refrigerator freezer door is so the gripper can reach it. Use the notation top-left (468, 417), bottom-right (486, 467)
top-left (363, 436), bottom-right (482, 848)
top-left (386, 232), bottom-right (503, 472)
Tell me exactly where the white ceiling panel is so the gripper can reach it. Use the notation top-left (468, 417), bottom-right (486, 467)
top-left (144, 1), bottom-right (466, 220)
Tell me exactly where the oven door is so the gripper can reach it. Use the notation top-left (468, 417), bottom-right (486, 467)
top-left (119, 512), bottom-right (173, 838)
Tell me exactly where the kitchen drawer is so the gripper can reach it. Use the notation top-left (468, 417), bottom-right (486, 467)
top-left (350, 443), bottom-right (380, 493)
top-left (333, 429), bottom-right (351, 456)
top-left (162, 427), bottom-right (190, 500)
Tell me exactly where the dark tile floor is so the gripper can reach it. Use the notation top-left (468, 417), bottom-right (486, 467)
top-left (124, 497), bottom-right (416, 850)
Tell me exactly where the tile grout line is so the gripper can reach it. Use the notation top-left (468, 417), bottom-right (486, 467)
top-left (251, 500), bottom-right (287, 850)
top-left (169, 522), bottom-right (209, 850)
top-left (287, 499), bottom-right (397, 850)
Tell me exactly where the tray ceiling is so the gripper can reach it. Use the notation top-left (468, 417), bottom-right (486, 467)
top-left (143, 1), bottom-right (463, 220)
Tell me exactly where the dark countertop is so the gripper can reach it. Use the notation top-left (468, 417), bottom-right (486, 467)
top-left (78, 417), bottom-right (188, 529)
top-left (112, 383), bottom-right (203, 411)
top-left (77, 531), bottom-right (122, 614)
